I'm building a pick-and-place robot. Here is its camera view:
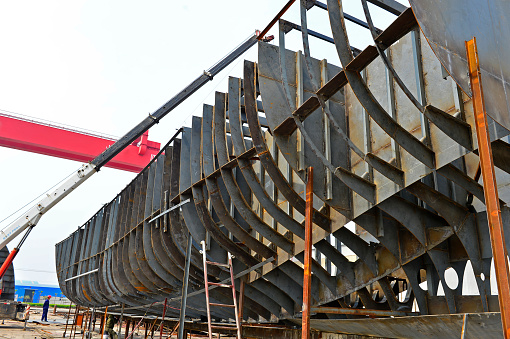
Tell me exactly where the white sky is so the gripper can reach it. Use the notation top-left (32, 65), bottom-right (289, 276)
top-left (0, 0), bottom-right (407, 286)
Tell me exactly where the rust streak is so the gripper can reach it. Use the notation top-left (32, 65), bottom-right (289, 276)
top-left (466, 37), bottom-right (510, 339)
top-left (302, 166), bottom-right (313, 339)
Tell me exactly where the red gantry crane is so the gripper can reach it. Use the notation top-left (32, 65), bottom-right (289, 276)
top-left (0, 111), bottom-right (162, 291)
top-left (0, 111), bottom-right (161, 173)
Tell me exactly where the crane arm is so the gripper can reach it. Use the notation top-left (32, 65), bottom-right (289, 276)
top-left (0, 163), bottom-right (96, 250)
top-left (0, 33), bottom-right (260, 252)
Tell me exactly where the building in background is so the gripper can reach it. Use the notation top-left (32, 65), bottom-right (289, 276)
top-left (14, 280), bottom-right (68, 304)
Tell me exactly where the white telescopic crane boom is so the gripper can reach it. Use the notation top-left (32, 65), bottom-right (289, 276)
top-left (0, 33), bottom-right (259, 253)
top-left (0, 163), bottom-right (96, 250)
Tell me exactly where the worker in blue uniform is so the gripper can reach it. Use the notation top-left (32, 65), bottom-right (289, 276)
top-left (41, 295), bottom-right (51, 322)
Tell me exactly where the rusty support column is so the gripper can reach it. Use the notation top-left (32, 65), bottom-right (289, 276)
top-left (179, 234), bottom-right (193, 339)
top-left (118, 303), bottom-right (124, 337)
top-left (144, 321), bottom-right (149, 339)
top-left (125, 319), bottom-right (131, 339)
top-left (302, 166), bottom-right (313, 339)
top-left (461, 313), bottom-right (468, 339)
top-left (238, 279), bottom-right (246, 323)
top-left (63, 302), bottom-right (73, 337)
top-left (88, 307), bottom-right (95, 339)
top-left (81, 309), bottom-right (89, 339)
top-left (71, 306), bottom-right (80, 339)
top-left (92, 311), bottom-right (96, 332)
top-left (86, 310), bottom-right (92, 339)
top-left (466, 37), bottom-right (510, 339)
top-left (160, 298), bottom-right (167, 339)
top-left (101, 307), bottom-right (108, 338)
top-left (99, 313), bottom-right (104, 335)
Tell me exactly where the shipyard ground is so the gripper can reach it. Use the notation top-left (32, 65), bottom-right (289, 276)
top-left (0, 307), bottom-right (238, 339)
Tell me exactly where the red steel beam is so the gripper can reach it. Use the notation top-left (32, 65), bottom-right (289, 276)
top-left (0, 114), bottom-right (160, 172)
top-left (257, 0), bottom-right (296, 40)
top-left (302, 166), bottom-right (313, 339)
top-left (466, 37), bottom-right (510, 339)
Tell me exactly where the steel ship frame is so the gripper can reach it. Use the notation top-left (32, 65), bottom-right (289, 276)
top-left (54, 1), bottom-right (510, 337)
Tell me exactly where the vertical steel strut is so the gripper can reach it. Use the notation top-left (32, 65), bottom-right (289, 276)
top-left (178, 236), bottom-right (192, 339)
top-left (159, 298), bottom-right (167, 339)
top-left (302, 166), bottom-right (313, 339)
top-left (466, 37), bottom-right (510, 339)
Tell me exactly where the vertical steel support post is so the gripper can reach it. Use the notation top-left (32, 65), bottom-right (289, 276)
top-left (320, 59), bottom-right (333, 201)
top-left (99, 313), bottom-right (104, 336)
top-left (466, 37), bottom-right (510, 339)
top-left (101, 307), bottom-right (108, 338)
top-left (228, 252), bottom-right (242, 339)
top-left (63, 302), bottom-right (73, 337)
top-left (117, 304), bottom-right (124, 338)
top-left (461, 313), bottom-right (468, 339)
top-left (302, 167), bottom-right (313, 339)
top-left (71, 306), bottom-right (80, 339)
top-left (92, 311), bottom-right (96, 332)
top-left (296, 51), bottom-right (305, 172)
top-left (88, 307), bottom-right (95, 339)
top-left (125, 320), bottom-right (131, 339)
top-left (81, 309), bottom-right (89, 339)
top-left (178, 235), bottom-right (193, 339)
top-left (201, 239), bottom-right (213, 339)
top-left (160, 298), bottom-right (167, 339)
top-left (238, 278), bottom-right (246, 323)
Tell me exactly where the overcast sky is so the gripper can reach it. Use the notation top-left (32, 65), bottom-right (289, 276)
top-left (0, 0), bottom-right (407, 286)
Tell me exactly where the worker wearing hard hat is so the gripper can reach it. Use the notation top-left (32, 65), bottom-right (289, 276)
top-left (41, 295), bottom-right (51, 322)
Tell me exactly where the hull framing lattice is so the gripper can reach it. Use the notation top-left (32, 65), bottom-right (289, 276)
top-left (55, 2), bottom-right (510, 334)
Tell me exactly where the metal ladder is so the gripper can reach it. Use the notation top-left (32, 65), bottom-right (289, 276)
top-left (201, 240), bottom-right (241, 339)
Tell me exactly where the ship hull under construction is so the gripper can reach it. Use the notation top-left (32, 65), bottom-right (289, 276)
top-left (55, 1), bottom-right (510, 337)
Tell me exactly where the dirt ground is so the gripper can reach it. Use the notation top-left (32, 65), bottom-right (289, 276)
top-left (0, 307), bottom-right (235, 339)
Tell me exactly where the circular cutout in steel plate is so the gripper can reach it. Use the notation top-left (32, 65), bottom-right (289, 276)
top-left (409, 0), bottom-right (510, 131)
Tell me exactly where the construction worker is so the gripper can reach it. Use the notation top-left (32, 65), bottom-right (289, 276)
top-left (41, 295), bottom-right (51, 322)
top-left (105, 315), bottom-right (118, 339)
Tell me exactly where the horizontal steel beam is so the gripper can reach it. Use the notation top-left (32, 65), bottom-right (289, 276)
top-left (65, 268), bottom-right (99, 282)
top-left (311, 307), bottom-right (418, 317)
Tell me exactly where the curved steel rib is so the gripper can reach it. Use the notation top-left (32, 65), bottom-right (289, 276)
top-left (55, 1), bottom-right (510, 324)
top-left (327, 0), bottom-right (435, 169)
top-left (212, 91), bottom-right (294, 254)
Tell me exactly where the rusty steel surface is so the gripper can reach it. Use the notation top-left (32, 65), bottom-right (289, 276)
top-left (302, 166), bottom-right (313, 339)
top-left (467, 37), bottom-right (510, 339)
top-left (294, 313), bottom-right (504, 338)
top-left (54, 1), bottom-right (510, 337)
